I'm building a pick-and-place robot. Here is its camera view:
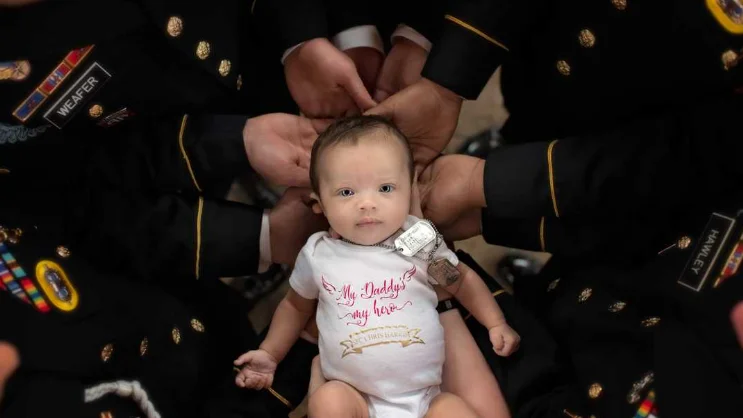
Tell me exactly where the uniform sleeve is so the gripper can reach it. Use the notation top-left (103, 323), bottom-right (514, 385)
top-left (71, 114), bottom-right (263, 281)
top-left (480, 94), bottom-right (743, 258)
top-left (288, 239), bottom-right (320, 300)
top-left (143, 114), bottom-right (250, 197)
top-left (421, 0), bottom-right (541, 99)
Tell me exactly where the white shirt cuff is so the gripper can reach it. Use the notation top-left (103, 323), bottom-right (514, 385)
top-left (281, 42), bottom-right (304, 64)
top-left (332, 24), bottom-right (384, 54)
top-left (258, 210), bottom-right (271, 273)
top-left (391, 24), bottom-right (432, 52)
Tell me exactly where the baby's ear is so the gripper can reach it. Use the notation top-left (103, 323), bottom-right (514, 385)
top-left (309, 192), bottom-right (324, 215)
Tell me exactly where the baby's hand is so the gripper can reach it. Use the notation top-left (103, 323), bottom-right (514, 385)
top-left (488, 323), bottom-right (521, 357)
top-left (234, 349), bottom-right (278, 390)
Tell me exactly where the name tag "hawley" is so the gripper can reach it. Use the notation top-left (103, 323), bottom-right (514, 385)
top-left (43, 62), bottom-right (110, 128)
top-left (678, 213), bottom-right (736, 292)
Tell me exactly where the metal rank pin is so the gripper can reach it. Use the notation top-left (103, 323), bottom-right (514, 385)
top-left (101, 343), bottom-right (114, 362)
top-left (556, 60), bottom-right (571, 76)
top-left (88, 104), bottom-right (103, 118)
top-left (172, 326), bottom-right (182, 344)
top-left (56, 246), bottom-right (71, 258)
top-left (191, 318), bottom-right (205, 332)
top-left (722, 49), bottom-right (740, 71)
top-left (608, 301), bottom-right (626, 312)
top-left (658, 236), bottom-right (691, 254)
top-left (140, 337), bottom-right (149, 357)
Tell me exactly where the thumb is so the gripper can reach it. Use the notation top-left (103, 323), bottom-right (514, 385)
top-left (234, 351), bottom-right (255, 366)
top-left (342, 71), bottom-right (377, 112)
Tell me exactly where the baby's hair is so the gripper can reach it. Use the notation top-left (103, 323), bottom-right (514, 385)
top-left (309, 115), bottom-right (414, 193)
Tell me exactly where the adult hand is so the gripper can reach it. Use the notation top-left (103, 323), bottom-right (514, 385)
top-left (419, 154), bottom-right (486, 241)
top-left (285, 38), bottom-right (377, 117)
top-left (345, 47), bottom-right (384, 93)
top-left (0, 342), bottom-right (19, 403)
top-left (243, 113), bottom-right (331, 188)
top-left (732, 302), bottom-right (743, 349)
top-left (269, 188), bottom-right (329, 266)
top-left (374, 38), bottom-right (428, 102)
top-left (367, 78), bottom-right (462, 171)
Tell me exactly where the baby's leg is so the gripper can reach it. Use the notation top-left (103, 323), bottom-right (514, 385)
top-left (436, 288), bottom-right (511, 418)
top-left (425, 392), bottom-right (479, 418)
top-left (307, 380), bottom-right (369, 418)
top-left (307, 355), bottom-right (326, 396)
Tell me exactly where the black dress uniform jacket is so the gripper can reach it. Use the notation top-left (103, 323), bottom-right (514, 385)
top-left (0, 0), bottom-right (350, 416)
top-left (411, 0), bottom-right (743, 417)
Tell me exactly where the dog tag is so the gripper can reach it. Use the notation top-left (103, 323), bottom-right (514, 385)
top-left (395, 220), bottom-right (437, 256)
top-left (428, 258), bottom-right (461, 286)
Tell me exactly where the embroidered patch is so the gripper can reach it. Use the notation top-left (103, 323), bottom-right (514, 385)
top-left (0, 122), bottom-right (49, 145)
top-left (11, 45), bottom-right (93, 123)
top-left (0, 242), bottom-right (50, 312)
top-left (43, 62), bottom-right (111, 128)
top-left (707, 0), bottom-right (743, 34)
top-left (678, 213), bottom-right (736, 292)
top-left (35, 260), bottom-right (78, 311)
top-left (0, 61), bottom-right (31, 82)
top-left (97, 107), bottom-right (134, 128)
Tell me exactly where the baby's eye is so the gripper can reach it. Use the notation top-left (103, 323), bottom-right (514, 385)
top-left (379, 184), bottom-right (395, 193)
top-left (338, 189), bottom-right (355, 197)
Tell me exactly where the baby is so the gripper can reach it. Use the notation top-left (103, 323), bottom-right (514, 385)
top-left (235, 116), bottom-right (519, 417)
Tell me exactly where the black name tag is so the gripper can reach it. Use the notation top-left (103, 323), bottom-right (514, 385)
top-left (678, 213), bottom-right (736, 292)
top-left (43, 62), bottom-right (111, 128)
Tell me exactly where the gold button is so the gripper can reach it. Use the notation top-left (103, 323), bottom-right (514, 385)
top-left (236, 74), bottom-right (243, 91)
top-left (167, 16), bottom-right (183, 37)
top-left (0, 168), bottom-right (9, 174)
top-left (88, 104), bottom-right (103, 118)
top-left (196, 41), bottom-right (211, 60)
top-left (677, 236), bottom-right (692, 250)
top-left (612, 0), bottom-right (627, 10)
top-left (218, 59), bottom-right (232, 77)
top-left (172, 327), bottom-right (182, 344)
top-left (140, 337), bottom-right (148, 357)
top-left (191, 318), bottom-right (205, 332)
top-left (588, 383), bottom-right (603, 399)
top-left (557, 60), bottom-right (571, 76)
top-left (578, 288), bottom-right (593, 302)
top-left (101, 343), bottom-right (114, 362)
top-left (608, 301), bottom-right (626, 312)
top-left (547, 278), bottom-right (561, 292)
top-left (56, 246), bottom-right (71, 258)
top-left (722, 50), bottom-right (739, 71)
top-left (578, 29), bottom-right (596, 48)
top-left (641, 317), bottom-right (661, 327)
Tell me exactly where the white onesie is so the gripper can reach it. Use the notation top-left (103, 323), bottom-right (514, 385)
top-left (289, 216), bottom-right (459, 418)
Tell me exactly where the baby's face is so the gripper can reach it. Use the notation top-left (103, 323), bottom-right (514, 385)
top-left (316, 132), bottom-right (411, 245)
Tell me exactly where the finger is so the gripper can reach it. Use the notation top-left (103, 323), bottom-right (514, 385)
top-left (235, 375), bottom-right (245, 388)
top-left (494, 334), bottom-right (505, 350)
top-left (732, 302), bottom-right (743, 348)
top-left (342, 70), bottom-right (378, 112)
top-left (234, 352), bottom-right (254, 366)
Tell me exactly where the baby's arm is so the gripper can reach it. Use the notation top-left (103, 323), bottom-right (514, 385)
top-left (260, 289), bottom-right (316, 361)
top-left (443, 263), bottom-right (520, 356)
top-left (234, 289), bottom-right (316, 389)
